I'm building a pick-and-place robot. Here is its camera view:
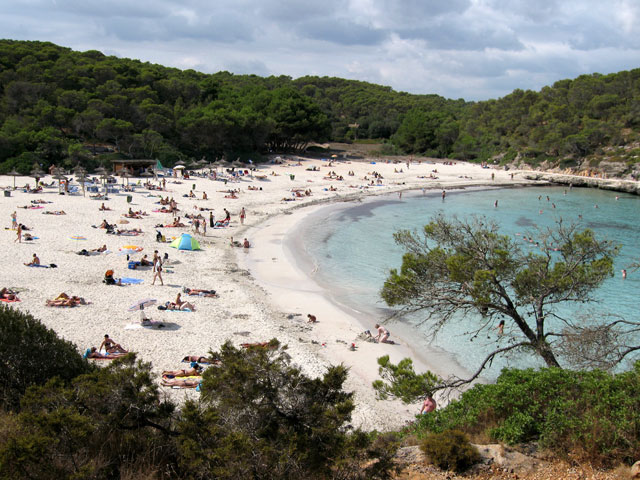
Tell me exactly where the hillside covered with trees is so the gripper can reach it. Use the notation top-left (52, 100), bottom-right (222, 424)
top-left (0, 40), bottom-right (639, 175)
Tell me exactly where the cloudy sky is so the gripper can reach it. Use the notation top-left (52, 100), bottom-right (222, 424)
top-left (3, 0), bottom-right (640, 100)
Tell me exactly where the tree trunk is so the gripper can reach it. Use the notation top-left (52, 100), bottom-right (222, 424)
top-left (537, 340), bottom-right (561, 367)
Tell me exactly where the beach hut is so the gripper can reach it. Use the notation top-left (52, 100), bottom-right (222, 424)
top-left (169, 233), bottom-right (201, 251)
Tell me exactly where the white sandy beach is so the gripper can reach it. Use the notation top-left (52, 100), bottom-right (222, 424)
top-left (0, 156), bottom-right (534, 431)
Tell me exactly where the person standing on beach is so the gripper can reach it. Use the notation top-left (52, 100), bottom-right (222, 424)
top-left (209, 211), bottom-right (214, 228)
top-left (420, 395), bottom-right (437, 414)
top-left (152, 256), bottom-right (163, 286)
top-left (152, 250), bottom-right (163, 285)
top-left (239, 207), bottom-right (246, 225)
top-left (224, 208), bottom-right (231, 222)
top-left (15, 224), bottom-right (22, 243)
top-left (11, 211), bottom-right (17, 230)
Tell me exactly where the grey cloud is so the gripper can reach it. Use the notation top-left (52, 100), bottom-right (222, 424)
top-left (399, 22), bottom-right (524, 51)
top-left (295, 18), bottom-right (387, 46)
top-left (487, 0), bottom-right (562, 23)
top-left (102, 11), bottom-right (254, 43)
top-left (255, 0), bottom-right (337, 23)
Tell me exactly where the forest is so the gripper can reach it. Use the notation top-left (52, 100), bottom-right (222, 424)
top-left (0, 39), bottom-right (639, 175)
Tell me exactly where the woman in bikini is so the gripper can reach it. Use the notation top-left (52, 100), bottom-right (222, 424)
top-left (99, 334), bottom-right (128, 354)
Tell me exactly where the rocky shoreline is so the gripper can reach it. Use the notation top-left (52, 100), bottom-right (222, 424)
top-left (522, 171), bottom-right (640, 195)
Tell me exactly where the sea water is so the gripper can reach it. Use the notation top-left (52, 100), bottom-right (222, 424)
top-left (296, 186), bottom-right (640, 378)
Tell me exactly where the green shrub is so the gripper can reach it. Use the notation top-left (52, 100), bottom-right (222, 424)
top-left (0, 306), bottom-right (92, 411)
top-left (410, 366), bottom-right (640, 465)
top-left (420, 430), bottom-right (480, 472)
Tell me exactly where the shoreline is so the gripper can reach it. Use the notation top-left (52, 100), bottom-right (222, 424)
top-left (237, 181), bottom-right (536, 428)
top-left (0, 158), bottom-right (552, 431)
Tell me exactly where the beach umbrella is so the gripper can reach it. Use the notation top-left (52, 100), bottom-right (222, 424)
top-left (173, 165), bottom-right (185, 170)
top-left (119, 168), bottom-right (133, 186)
top-left (169, 233), bottom-right (201, 251)
top-left (70, 235), bottom-right (87, 247)
top-left (128, 298), bottom-right (157, 312)
top-left (5, 169), bottom-right (20, 189)
top-left (52, 173), bottom-right (68, 193)
top-left (30, 166), bottom-right (46, 187)
top-left (100, 173), bottom-right (114, 192)
top-left (120, 245), bottom-right (143, 251)
top-left (75, 172), bottom-right (89, 197)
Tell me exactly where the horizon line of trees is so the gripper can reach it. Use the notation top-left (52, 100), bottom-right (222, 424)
top-left (1, 40), bottom-right (639, 177)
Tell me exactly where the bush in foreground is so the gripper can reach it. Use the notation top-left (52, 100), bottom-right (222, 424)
top-left (0, 305), bottom-right (92, 410)
top-left (421, 430), bottom-right (480, 473)
top-left (412, 365), bottom-right (640, 465)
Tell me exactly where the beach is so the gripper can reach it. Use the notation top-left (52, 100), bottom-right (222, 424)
top-left (0, 157), bottom-right (533, 431)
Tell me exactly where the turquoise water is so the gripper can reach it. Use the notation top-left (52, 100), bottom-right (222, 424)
top-left (301, 186), bottom-right (640, 377)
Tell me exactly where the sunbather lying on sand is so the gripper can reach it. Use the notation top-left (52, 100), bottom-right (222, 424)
top-left (116, 228), bottom-right (143, 235)
top-left (42, 210), bottom-right (66, 215)
top-left (183, 288), bottom-right (217, 297)
top-left (161, 377), bottom-right (201, 388)
top-left (182, 355), bottom-right (217, 364)
top-left (0, 288), bottom-right (18, 301)
top-left (162, 366), bottom-right (202, 378)
top-left (158, 300), bottom-right (195, 311)
top-left (46, 293), bottom-right (87, 307)
top-left (83, 347), bottom-right (126, 360)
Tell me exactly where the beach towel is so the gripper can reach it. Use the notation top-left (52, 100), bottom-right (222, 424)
top-left (26, 263), bottom-right (56, 268)
top-left (0, 298), bottom-right (20, 303)
top-left (118, 277), bottom-right (143, 285)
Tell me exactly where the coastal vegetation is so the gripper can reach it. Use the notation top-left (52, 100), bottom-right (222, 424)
top-left (1, 40), bottom-right (639, 176)
top-left (400, 364), bottom-right (640, 466)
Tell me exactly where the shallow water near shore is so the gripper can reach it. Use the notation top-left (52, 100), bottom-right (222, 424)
top-left (295, 185), bottom-right (640, 379)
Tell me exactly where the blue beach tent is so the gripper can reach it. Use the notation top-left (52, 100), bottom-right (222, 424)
top-left (170, 233), bottom-right (201, 251)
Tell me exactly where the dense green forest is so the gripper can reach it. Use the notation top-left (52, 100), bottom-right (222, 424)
top-left (0, 39), bottom-right (639, 175)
